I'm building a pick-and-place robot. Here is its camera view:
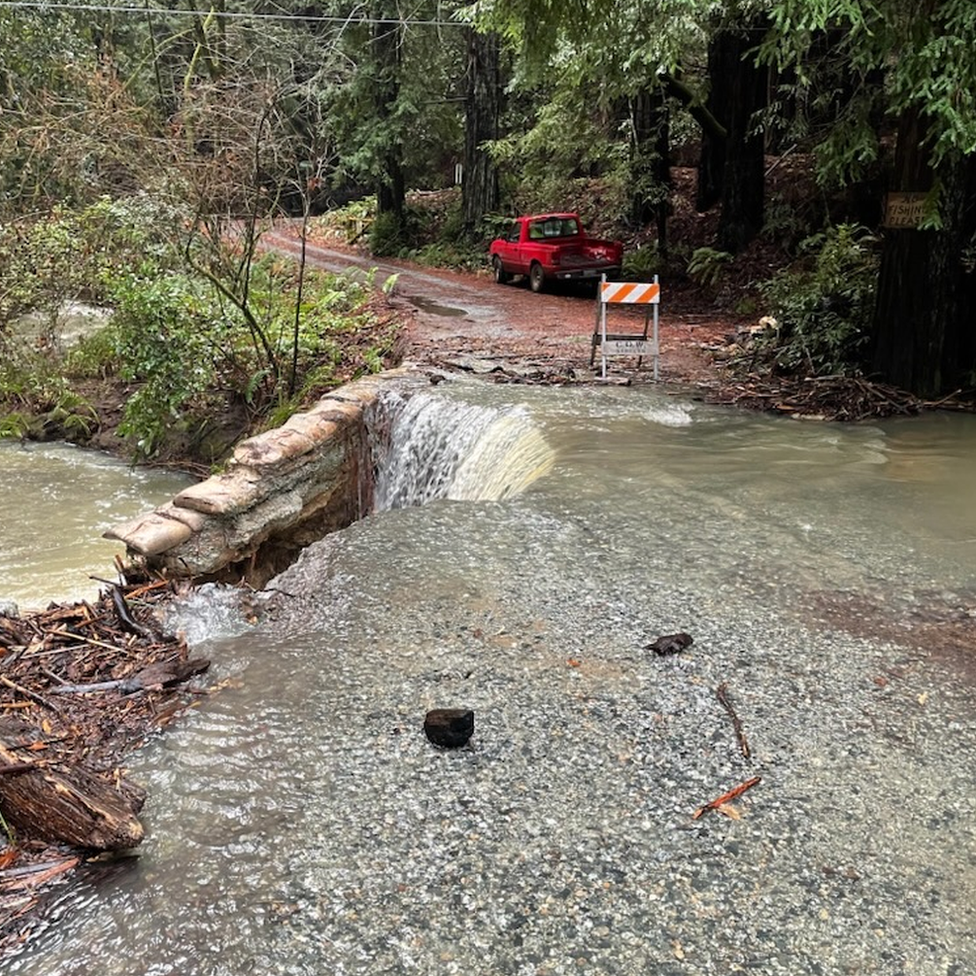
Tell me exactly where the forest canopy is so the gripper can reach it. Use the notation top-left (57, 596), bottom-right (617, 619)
top-left (1, 0), bottom-right (975, 402)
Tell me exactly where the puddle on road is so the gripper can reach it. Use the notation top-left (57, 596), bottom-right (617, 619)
top-left (407, 295), bottom-right (467, 317)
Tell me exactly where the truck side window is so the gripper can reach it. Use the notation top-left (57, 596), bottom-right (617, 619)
top-left (507, 223), bottom-right (521, 242)
top-left (529, 222), bottom-right (544, 240)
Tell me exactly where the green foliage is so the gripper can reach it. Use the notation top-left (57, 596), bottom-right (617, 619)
top-left (687, 247), bottom-right (734, 288)
top-left (335, 193), bottom-right (484, 270)
top-left (0, 213), bottom-right (86, 324)
top-left (623, 244), bottom-right (662, 280)
top-left (0, 412), bottom-right (30, 439)
top-left (1, 192), bottom-right (386, 458)
top-left (0, 197), bottom-right (185, 329)
top-left (108, 273), bottom-right (214, 456)
top-left (0, 332), bottom-right (99, 442)
top-left (0, 9), bottom-right (100, 208)
top-left (759, 224), bottom-right (879, 376)
top-left (734, 296), bottom-right (759, 317)
top-left (369, 210), bottom-right (410, 257)
top-left (491, 83), bottom-right (628, 194)
top-left (762, 191), bottom-right (818, 248)
top-left (65, 325), bottom-right (122, 379)
top-left (761, 0), bottom-right (976, 179)
top-left (406, 240), bottom-right (483, 272)
top-left (324, 9), bottom-right (464, 201)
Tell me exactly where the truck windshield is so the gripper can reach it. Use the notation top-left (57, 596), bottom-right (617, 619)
top-left (529, 217), bottom-right (579, 239)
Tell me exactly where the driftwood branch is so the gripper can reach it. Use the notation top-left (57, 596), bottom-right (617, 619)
top-left (50, 657), bottom-right (210, 696)
top-left (0, 583), bottom-right (211, 861)
top-left (0, 676), bottom-right (59, 714)
top-left (0, 741), bottom-right (144, 850)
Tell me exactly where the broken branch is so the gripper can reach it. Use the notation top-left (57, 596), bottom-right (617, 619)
top-left (692, 776), bottom-right (762, 820)
top-left (0, 676), bottom-right (59, 714)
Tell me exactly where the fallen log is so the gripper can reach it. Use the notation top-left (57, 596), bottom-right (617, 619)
top-left (0, 741), bottom-right (144, 851)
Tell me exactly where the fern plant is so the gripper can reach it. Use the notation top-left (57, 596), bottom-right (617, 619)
top-left (688, 247), bottom-right (734, 288)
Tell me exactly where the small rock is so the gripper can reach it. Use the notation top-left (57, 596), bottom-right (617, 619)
top-left (645, 632), bottom-right (694, 656)
top-left (0, 599), bottom-right (19, 618)
top-left (424, 708), bottom-right (474, 748)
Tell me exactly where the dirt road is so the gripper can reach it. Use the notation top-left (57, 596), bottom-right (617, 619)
top-left (262, 226), bottom-right (731, 385)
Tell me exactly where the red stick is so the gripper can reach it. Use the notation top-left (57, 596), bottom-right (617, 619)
top-left (692, 776), bottom-right (762, 820)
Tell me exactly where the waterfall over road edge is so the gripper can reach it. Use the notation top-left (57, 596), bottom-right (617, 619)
top-left (368, 385), bottom-right (556, 510)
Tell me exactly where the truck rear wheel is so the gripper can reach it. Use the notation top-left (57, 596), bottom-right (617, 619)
top-left (492, 256), bottom-right (511, 284)
top-left (529, 262), bottom-right (545, 293)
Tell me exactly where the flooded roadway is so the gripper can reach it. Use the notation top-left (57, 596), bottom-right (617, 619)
top-left (5, 380), bottom-right (976, 975)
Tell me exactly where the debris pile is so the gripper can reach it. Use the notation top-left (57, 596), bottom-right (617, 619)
top-left (0, 579), bottom-right (209, 955)
top-left (705, 372), bottom-right (974, 420)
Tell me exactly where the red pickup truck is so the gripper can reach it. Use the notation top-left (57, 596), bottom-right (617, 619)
top-left (489, 213), bottom-right (623, 293)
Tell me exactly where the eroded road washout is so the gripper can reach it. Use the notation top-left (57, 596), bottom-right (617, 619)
top-left (4, 233), bottom-right (976, 972)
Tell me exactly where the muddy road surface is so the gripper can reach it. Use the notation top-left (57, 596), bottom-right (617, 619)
top-left (262, 226), bottom-right (730, 384)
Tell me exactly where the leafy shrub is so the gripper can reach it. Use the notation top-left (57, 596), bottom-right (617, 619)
top-left (2, 197), bottom-right (395, 459)
top-left (759, 223), bottom-right (879, 375)
top-left (0, 197), bottom-right (184, 328)
top-left (0, 333), bottom-right (98, 442)
top-left (105, 258), bottom-right (377, 457)
top-left (407, 241), bottom-right (483, 272)
top-left (65, 324), bottom-right (122, 379)
top-left (0, 212), bottom-right (86, 324)
top-left (109, 273), bottom-right (215, 456)
top-left (369, 210), bottom-right (408, 257)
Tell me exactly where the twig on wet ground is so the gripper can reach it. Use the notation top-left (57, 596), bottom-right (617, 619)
top-left (692, 776), bottom-right (762, 820)
top-left (716, 681), bottom-right (751, 760)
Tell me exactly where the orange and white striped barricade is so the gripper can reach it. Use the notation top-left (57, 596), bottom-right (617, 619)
top-left (590, 275), bottom-right (661, 380)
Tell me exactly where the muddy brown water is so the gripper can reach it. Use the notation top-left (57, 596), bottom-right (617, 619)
top-left (4, 379), bottom-right (976, 974)
top-left (0, 440), bottom-right (192, 608)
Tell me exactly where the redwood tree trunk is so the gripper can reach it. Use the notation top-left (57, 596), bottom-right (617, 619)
top-left (713, 16), bottom-right (768, 254)
top-left (871, 109), bottom-right (935, 393)
top-left (373, 3), bottom-right (404, 219)
top-left (629, 85), bottom-right (672, 254)
top-left (696, 29), bottom-right (729, 213)
top-left (462, 28), bottom-right (501, 237)
top-left (872, 123), bottom-right (976, 395)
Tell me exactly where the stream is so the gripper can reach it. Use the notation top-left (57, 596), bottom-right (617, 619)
top-left (4, 379), bottom-right (976, 975)
top-left (0, 440), bottom-right (191, 608)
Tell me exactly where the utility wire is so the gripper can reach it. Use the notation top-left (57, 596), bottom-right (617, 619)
top-left (0, 0), bottom-right (466, 25)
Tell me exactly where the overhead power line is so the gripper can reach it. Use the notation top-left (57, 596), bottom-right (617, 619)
top-left (0, 1), bottom-right (466, 25)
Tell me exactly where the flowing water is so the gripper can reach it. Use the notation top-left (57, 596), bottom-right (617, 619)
top-left (0, 440), bottom-right (192, 607)
top-left (5, 379), bottom-right (976, 975)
